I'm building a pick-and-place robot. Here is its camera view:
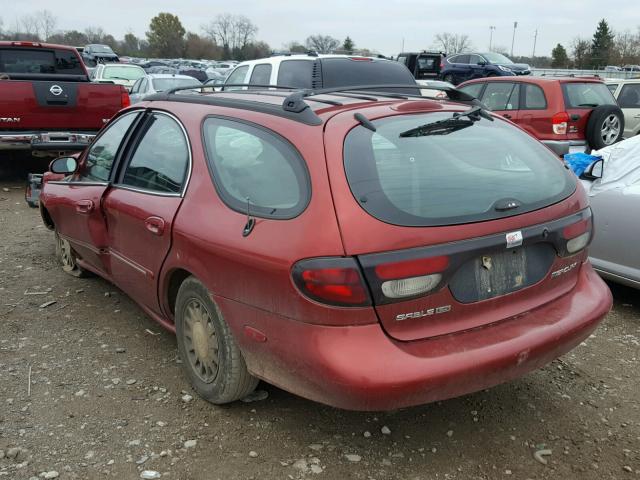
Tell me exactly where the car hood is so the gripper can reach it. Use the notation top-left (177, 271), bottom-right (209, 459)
top-left (497, 63), bottom-right (530, 71)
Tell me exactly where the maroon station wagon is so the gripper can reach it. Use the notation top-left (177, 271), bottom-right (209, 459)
top-left (38, 84), bottom-right (612, 411)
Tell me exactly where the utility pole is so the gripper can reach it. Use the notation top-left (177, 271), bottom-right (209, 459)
top-left (489, 26), bottom-right (496, 51)
top-left (511, 21), bottom-right (518, 57)
top-left (532, 29), bottom-right (538, 59)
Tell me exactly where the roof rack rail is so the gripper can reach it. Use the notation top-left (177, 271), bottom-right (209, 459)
top-left (145, 83), bottom-right (482, 126)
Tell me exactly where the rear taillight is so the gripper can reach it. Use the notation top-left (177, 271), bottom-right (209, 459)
top-left (292, 257), bottom-right (371, 307)
top-left (120, 87), bottom-right (131, 108)
top-left (552, 112), bottom-right (569, 135)
top-left (562, 211), bottom-right (593, 255)
top-left (374, 256), bottom-right (448, 300)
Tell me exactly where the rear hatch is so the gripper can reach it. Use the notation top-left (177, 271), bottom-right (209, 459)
top-left (323, 104), bottom-right (590, 341)
top-left (561, 80), bottom-right (618, 142)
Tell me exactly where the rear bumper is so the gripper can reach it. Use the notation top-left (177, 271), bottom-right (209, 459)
top-left (231, 263), bottom-right (611, 411)
top-left (0, 132), bottom-right (95, 151)
top-left (542, 139), bottom-right (587, 156)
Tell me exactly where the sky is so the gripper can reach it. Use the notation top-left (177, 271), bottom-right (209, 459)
top-left (3, 0), bottom-right (640, 57)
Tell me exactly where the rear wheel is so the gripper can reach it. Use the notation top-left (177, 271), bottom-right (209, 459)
top-left (175, 277), bottom-right (258, 404)
top-left (586, 105), bottom-right (624, 149)
top-left (54, 230), bottom-right (88, 277)
top-left (442, 73), bottom-right (455, 85)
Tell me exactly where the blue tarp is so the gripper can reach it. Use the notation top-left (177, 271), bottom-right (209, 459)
top-left (563, 152), bottom-right (600, 177)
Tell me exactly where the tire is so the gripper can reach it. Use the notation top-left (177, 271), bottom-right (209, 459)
top-left (54, 230), bottom-right (89, 277)
top-left (175, 277), bottom-right (258, 404)
top-left (586, 105), bottom-right (625, 150)
top-left (442, 73), bottom-right (455, 85)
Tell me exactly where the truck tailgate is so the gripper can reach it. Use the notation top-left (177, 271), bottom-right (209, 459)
top-left (0, 80), bottom-right (123, 131)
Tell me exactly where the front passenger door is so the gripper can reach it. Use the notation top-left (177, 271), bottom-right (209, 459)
top-left (103, 111), bottom-right (191, 314)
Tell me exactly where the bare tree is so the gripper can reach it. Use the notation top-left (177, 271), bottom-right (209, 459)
top-left (433, 33), bottom-right (472, 54)
top-left (570, 37), bottom-right (591, 69)
top-left (19, 14), bottom-right (41, 39)
top-left (35, 10), bottom-right (57, 41)
top-left (615, 30), bottom-right (640, 65)
top-left (305, 34), bottom-right (340, 54)
top-left (84, 26), bottom-right (108, 43)
top-left (202, 14), bottom-right (258, 55)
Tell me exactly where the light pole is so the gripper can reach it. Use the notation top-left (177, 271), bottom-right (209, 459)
top-left (532, 29), bottom-right (538, 59)
top-left (489, 26), bottom-right (496, 51)
top-left (511, 21), bottom-right (518, 57)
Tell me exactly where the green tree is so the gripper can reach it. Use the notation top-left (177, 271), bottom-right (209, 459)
top-left (551, 43), bottom-right (569, 68)
top-left (342, 36), bottom-right (355, 54)
top-left (146, 13), bottom-right (185, 58)
top-left (590, 19), bottom-right (615, 68)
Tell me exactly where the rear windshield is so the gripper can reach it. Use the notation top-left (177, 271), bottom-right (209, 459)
top-left (562, 82), bottom-right (617, 108)
top-left (103, 65), bottom-right (145, 80)
top-left (344, 112), bottom-right (575, 227)
top-left (0, 47), bottom-right (84, 75)
top-left (321, 58), bottom-right (418, 94)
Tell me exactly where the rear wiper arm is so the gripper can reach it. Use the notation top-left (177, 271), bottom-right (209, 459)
top-left (399, 105), bottom-right (493, 138)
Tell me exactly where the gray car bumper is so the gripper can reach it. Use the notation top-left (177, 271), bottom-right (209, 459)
top-left (0, 132), bottom-right (95, 151)
top-left (542, 140), bottom-right (587, 156)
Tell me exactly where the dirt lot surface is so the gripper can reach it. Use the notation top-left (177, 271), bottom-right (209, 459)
top-left (1, 177), bottom-right (639, 480)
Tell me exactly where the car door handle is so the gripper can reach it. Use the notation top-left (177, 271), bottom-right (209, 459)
top-left (634, 114), bottom-right (640, 119)
top-left (75, 200), bottom-right (94, 214)
top-left (145, 216), bottom-right (165, 236)
top-left (502, 113), bottom-right (512, 119)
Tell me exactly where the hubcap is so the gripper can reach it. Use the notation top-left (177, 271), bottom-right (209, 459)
top-left (600, 114), bottom-right (620, 145)
top-left (183, 299), bottom-right (219, 383)
top-left (57, 235), bottom-right (76, 272)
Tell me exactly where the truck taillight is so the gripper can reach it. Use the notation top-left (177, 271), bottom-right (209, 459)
top-left (292, 257), bottom-right (371, 307)
top-left (120, 87), bottom-right (131, 108)
top-left (11, 41), bottom-right (41, 47)
top-left (552, 112), bottom-right (569, 135)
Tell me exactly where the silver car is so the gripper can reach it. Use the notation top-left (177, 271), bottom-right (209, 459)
top-left (580, 137), bottom-right (640, 288)
top-left (129, 74), bottom-right (200, 104)
top-left (606, 79), bottom-right (640, 138)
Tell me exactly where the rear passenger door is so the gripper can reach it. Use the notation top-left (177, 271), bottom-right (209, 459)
top-left (518, 83), bottom-right (551, 138)
top-left (479, 82), bottom-right (520, 121)
top-left (450, 54), bottom-right (471, 83)
top-left (102, 111), bottom-right (191, 315)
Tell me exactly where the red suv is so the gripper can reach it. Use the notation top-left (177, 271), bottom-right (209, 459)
top-left (458, 76), bottom-right (624, 155)
top-left (38, 84), bottom-right (611, 411)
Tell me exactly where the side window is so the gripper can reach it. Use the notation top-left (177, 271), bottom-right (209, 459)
top-left (131, 78), bottom-right (142, 94)
top-left (225, 65), bottom-right (249, 87)
top-left (202, 118), bottom-right (310, 219)
top-left (277, 60), bottom-right (314, 88)
top-left (249, 64), bottom-right (272, 88)
top-left (618, 84), bottom-right (640, 108)
top-left (140, 78), bottom-right (148, 92)
top-left (482, 82), bottom-right (517, 110)
top-left (121, 113), bottom-right (189, 194)
top-left (523, 84), bottom-right (547, 109)
top-left (458, 83), bottom-right (484, 98)
top-left (454, 55), bottom-right (470, 64)
top-left (80, 112), bottom-right (139, 182)
top-left (397, 56), bottom-right (408, 66)
top-left (506, 84), bottom-right (519, 110)
top-left (468, 54), bottom-right (482, 65)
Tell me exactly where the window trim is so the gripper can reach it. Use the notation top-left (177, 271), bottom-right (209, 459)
top-left (201, 115), bottom-right (312, 220)
top-left (113, 110), bottom-right (193, 198)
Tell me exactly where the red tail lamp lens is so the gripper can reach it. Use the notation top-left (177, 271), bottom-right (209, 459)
top-left (563, 218), bottom-right (590, 239)
top-left (293, 258), bottom-right (371, 307)
top-left (121, 87), bottom-right (131, 108)
top-left (375, 256), bottom-right (449, 280)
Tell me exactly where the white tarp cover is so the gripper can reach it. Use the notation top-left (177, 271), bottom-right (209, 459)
top-left (587, 134), bottom-right (640, 196)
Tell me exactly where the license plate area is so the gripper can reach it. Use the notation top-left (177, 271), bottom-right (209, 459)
top-left (449, 243), bottom-right (556, 303)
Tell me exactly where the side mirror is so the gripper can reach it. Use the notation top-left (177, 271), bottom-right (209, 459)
top-left (581, 159), bottom-right (604, 180)
top-left (50, 156), bottom-right (78, 175)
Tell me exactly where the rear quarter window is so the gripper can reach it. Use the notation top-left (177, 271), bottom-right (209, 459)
top-left (523, 84), bottom-right (547, 109)
top-left (277, 60), bottom-right (314, 89)
top-left (562, 82), bottom-right (617, 108)
top-left (344, 112), bottom-right (576, 226)
top-left (202, 118), bottom-right (311, 219)
top-left (458, 83), bottom-right (484, 98)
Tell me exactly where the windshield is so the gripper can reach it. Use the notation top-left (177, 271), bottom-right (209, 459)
top-left (152, 78), bottom-right (198, 91)
top-left (563, 82), bottom-right (617, 108)
top-left (103, 66), bottom-right (145, 80)
top-left (482, 53), bottom-right (514, 64)
top-left (344, 112), bottom-right (575, 226)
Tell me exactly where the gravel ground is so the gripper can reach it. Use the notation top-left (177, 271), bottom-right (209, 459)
top-left (1, 178), bottom-right (639, 480)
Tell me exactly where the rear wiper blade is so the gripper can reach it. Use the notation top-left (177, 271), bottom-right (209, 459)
top-left (399, 105), bottom-right (493, 138)
top-left (399, 118), bottom-right (474, 137)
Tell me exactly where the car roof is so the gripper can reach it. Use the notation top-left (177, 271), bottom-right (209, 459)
top-left (103, 63), bottom-right (144, 69)
top-left (235, 54), bottom-right (390, 67)
top-left (0, 40), bottom-right (77, 53)
top-left (605, 78), bottom-right (640, 84)
top-left (146, 74), bottom-right (195, 80)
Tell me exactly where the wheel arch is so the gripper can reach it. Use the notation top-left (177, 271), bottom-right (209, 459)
top-left (40, 203), bottom-right (55, 230)
top-left (164, 267), bottom-right (195, 320)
